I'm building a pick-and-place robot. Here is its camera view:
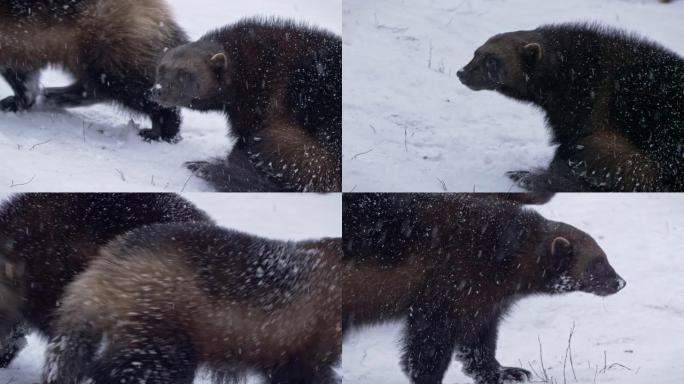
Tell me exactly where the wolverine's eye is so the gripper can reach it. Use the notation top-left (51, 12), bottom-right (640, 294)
top-left (177, 70), bottom-right (195, 83)
top-left (485, 56), bottom-right (499, 71)
top-left (591, 259), bottom-right (607, 274)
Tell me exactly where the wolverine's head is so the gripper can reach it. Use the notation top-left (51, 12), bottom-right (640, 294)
top-left (150, 41), bottom-right (233, 111)
top-left (541, 223), bottom-right (626, 297)
top-left (457, 30), bottom-right (543, 98)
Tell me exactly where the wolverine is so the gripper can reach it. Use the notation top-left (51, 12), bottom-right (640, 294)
top-left (0, 193), bottom-right (211, 367)
top-left (151, 18), bottom-right (342, 192)
top-left (0, 0), bottom-right (188, 141)
top-left (459, 24), bottom-right (684, 191)
top-left (343, 193), bottom-right (625, 384)
top-left (43, 223), bottom-right (341, 384)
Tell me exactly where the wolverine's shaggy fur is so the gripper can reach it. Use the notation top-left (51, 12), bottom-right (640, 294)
top-left (0, 194), bottom-right (211, 367)
top-left (459, 24), bottom-right (684, 191)
top-left (343, 193), bottom-right (625, 384)
top-left (476, 192), bottom-right (555, 206)
top-left (151, 18), bottom-right (342, 192)
top-left (44, 223), bottom-right (342, 384)
top-left (0, 0), bottom-right (188, 141)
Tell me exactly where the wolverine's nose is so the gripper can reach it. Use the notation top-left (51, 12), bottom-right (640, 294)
top-left (615, 275), bottom-right (626, 292)
top-left (457, 69), bottom-right (466, 80)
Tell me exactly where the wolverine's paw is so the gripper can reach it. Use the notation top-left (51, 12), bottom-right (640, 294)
top-left (185, 161), bottom-right (210, 175)
top-left (138, 129), bottom-right (181, 143)
top-left (499, 367), bottom-right (531, 382)
top-left (506, 170), bottom-right (560, 192)
top-left (138, 128), bottom-right (161, 142)
top-left (506, 170), bottom-right (535, 189)
top-left (0, 96), bottom-right (34, 112)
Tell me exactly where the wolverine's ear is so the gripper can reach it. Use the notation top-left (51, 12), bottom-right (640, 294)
top-left (551, 236), bottom-right (572, 257)
top-left (523, 42), bottom-right (543, 62)
top-left (210, 53), bottom-right (229, 71)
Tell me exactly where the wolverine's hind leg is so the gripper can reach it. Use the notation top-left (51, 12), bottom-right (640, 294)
top-left (250, 119), bottom-right (342, 192)
top-left (510, 131), bottom-right (666, 192)
top-left (87, 334), bottom-right (197, 384)
top-left (45, 319), bottom-right (197, 384)
top-left (42, 81), bottom-right (104, 109)
top-left (574, 131), bottom-right (666, 191)
top-left (0, 69), bottom-right (40, 112)
top-left (401, 285), bottom-right (460, 384)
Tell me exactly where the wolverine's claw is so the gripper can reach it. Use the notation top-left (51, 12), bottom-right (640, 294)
top-left (506, 170), bottom-right (532, 185)
top-left (139, 129), bottom-right (181, 143)
top-left (500, 366), bottom-right (531, 382)
top-left (0, 96), bottom-right (34, 112)
top-left (185, 161), bottom-right (210, 173)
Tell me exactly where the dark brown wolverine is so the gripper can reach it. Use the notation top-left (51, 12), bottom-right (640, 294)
top-left (343, 193), bottom-right (625, 384)
top-left (0, 193), bottom-right (211, 367)
top-left (459, 24), bottom-right (684, 191)
top-left (44, 223), bottom-right (341, 384)
top-left (0, 0), bottom-right (188, 141)
top-left (151, 18), bottom-right (342, 192)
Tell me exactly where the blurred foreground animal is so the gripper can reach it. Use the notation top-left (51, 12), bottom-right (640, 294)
top-left (0, 0), bottom-right (188, 141)
top-left (0, 193), bottom-right (210, 367)
top-left (44, 223), bottom-right (341, 384)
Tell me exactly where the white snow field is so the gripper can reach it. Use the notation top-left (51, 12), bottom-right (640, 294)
top-left (342, 0), bottom-right (684, 192)
top-left (0, 0), bottom-right (341, 192)
top-left (342, 194), bottom-right (684, 384)
top-left (0, 193), bottom-right (341, 383)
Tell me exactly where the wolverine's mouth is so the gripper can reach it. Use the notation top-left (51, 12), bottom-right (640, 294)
top-left (462, 83), bottom-right (499, 91)
top-left (581, 276), bottom-right (626, 296)
top-left (551, 275), bottom-right (581, 293)
top-left (457, 75), bottom-right (500, 91)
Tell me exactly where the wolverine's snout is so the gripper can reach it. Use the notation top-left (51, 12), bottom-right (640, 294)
top-left (456, 68), bottom-right (466, 80)
top-left (457, 58), bottom-right (497, 91)
top-left (588, 274), bottom-right (626, 296)
top-left (583, 261), bottom-right (626, 297)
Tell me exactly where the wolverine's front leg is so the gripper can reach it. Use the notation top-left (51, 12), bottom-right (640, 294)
top-left (401, 284), bottom-right (459, 384)
top-left (249, 119), bottom-right (341, 192)
top-left (454, 305), bottom-right (530, 384)
top-left (42, 81), bottom-right (103, 109)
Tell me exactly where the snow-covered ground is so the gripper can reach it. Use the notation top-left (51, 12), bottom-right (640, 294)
top-left (0, 193), bottom-right (341, 383)
top-left (0, 0), bottom-right (341, 192)
top-left (342, 0), bottom-right (684, 192)
top-left (342, 194), bottom-right (684, 384)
